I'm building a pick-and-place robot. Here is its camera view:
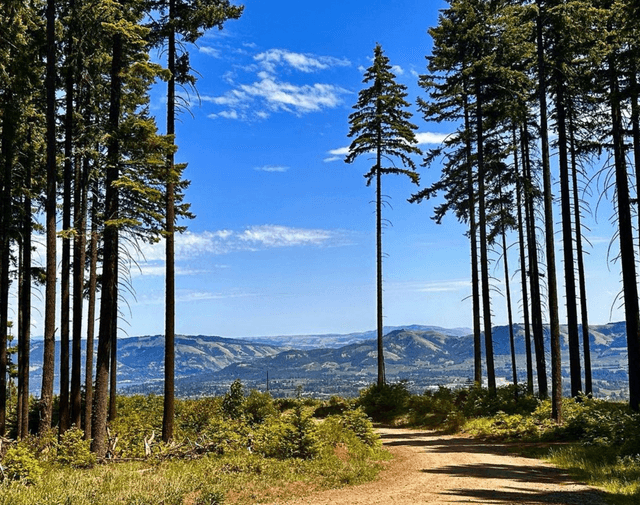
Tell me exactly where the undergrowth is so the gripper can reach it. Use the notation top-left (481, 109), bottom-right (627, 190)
top-left (0, 382), bottom-right (388, 505)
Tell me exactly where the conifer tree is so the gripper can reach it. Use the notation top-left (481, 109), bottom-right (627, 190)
top-left (346, 43), bottom-right (421, 386)
top-left (147, 0), bottom-right (242, 442)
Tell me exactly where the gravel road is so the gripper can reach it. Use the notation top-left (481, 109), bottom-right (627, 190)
top-left (279, 427), bottom-right (608, 505)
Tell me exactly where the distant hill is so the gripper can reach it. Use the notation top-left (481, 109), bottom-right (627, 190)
top-left (26, 323), bottom-right (631, 398)
top-left (244, 324), bottom-right (472, 349)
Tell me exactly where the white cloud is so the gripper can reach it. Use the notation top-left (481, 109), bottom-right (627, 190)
top-left (238, 225), bottom-right (337, 247)
top-left (255, 49), bottom-right (350, 74)
top-left (389, 280), bottom-right (470, 293)
top-left (208, 110), bottom-right (239, 120)
top-left (199, 46), bottom-right (221, 58)
top-left (135, 225), bottom-right (352, 265)
top-left (205, 47), bottom-right (351, 120)
top-left (416, 132), bottom-right (449, 145)
top-left (392, 65), bottom-right (404, 76)
top-left (255, 165), bottom-right (289, 172)
top-left (324, 146), bottom-right (350, 162)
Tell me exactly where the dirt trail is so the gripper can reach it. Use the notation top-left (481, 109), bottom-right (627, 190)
top-left (280, 427), bottom-right (607, 505)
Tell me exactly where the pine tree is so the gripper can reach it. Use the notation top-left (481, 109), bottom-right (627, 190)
top-left (147, 0), bottom-right (242, 442)
top-left (346, 43), bottom-right (421, 386)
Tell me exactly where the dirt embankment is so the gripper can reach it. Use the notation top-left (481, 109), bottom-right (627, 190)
top-left (280, 427), bottom-right (607, 505)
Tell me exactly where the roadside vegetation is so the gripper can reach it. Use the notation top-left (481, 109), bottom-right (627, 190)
top-left (3, 380), bottom-right (639, 504)
top-left (0, 381), bottom-right (388, 505)
top-left (359, 381), bottom-right (640, 504)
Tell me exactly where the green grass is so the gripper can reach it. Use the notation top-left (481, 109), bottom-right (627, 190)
top-left (0, 389), bottom-right (390, 505)
top-left (0, 447), bottom-right (390, 505)
top-left (544, 446), bottom-right (640, 505)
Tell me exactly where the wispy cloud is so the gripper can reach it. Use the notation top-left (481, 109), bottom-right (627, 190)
top-left (389, 280), bottom-right (470, 293)
top-left (199, 46), bottom-right (221, 58)
top-left (137, 290), bottom-right (256, 305)
top-left (205, 47), bottom-right (351, 121)
top-left (255, 49), bottom-right (350, 73)
top-left (254, 165), bottom-right (289, 172)
top-left (324, 146), bottom-right (350, 162)
top-left (136, 225), bottom-right (353, 263)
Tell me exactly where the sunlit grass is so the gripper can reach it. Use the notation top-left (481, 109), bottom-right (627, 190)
top-left (545, 446), bottom-right (640, 505)
top-left (0, 446), bottom-right (390, 505)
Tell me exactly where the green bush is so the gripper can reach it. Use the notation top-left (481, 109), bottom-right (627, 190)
top-left (252, 402), bottom-right (320, 459)
top-left (357, 381), bottom-right (410, 422)
top-left (314, 396), bottom-right (353, 418)
top-left (176, 397), bottom-right (222, 438)
top-left (1, 445), bottom-right (43, 484)
top-left (57, 427), bottom-right (96, 468)
top-left (221, 380), bottom-right (245, 420)
top-left (243, 390), bottom-right (277, 425)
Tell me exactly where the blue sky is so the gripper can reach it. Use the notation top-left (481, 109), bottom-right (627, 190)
top-left (23, 0), bottom-right (627, 339)
top-left (123, 0), bottom-right (624, 338)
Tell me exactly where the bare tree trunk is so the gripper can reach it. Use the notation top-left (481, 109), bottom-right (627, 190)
top-left (40, 0), bottom-right (58, 434)
top-left (84, 187), bottom-right (99, 440)
top-left (569, 116), bottom-right (592, 395)
top-left (515, 127), bottom-right (534, 395)
top-left (609, 53), bottom-right (640, 410)
top-left (464, 84), bottom-right (482, 386)
top-left (91, 30), bottom-right (122, 457)
top-left (375, 145), bottom-right (385, 387)
top-left (475, 81), bottom-right (496, 393)
top-left (108, 257), bottom-right (118, 422)
top-left (537, 4), bottom-right (562, 421)
top-left (556, 77), bottom-right (581, 397)
top-left (522, 125), bottom-right (548, 398)
top-left (18, 146), bottom-right (32, 438)
top-left (0, 93), bottom-right (15, 436)
top-left (71, 157), bottom-right (88, 428)
top-left (162, 0), bottom-right (176, 441)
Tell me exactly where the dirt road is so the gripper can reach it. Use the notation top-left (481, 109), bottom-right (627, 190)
top-left (281, 427), bottom-right (607, 505)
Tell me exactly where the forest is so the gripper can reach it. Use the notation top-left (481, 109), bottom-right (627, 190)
top-left (2, 0), bottom-right (640, 481)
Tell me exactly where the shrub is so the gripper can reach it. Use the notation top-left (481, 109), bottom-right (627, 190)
top-left (222, 380), bottom-right (245, 420)
top-left (243, 390), bottom-right (277, 425)
top-left (57, 427), bottom-right (96, 468)
top-left (1, 445), bottom-right (43, 484)
top-left (314, 396), bottom-right (352, 418)
top-left (357, 381), bottom-right (410, 422)
top-left (253, 402), bottom-right (320, 459)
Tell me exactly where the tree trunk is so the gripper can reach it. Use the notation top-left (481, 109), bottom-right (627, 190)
top-left (522, 125), bottom-right (548, 398)
top-left (609, 53), bottom-right (640, 410)
top-left (501, 210), bottom-right (518, 396)
top-left (18, 131), bottom-right (32, 438)
top-left (0, 92), bottom-right (15, 436)
top-left (40, 0), bottom-right (58, 434)
top-left (515, 127), bottom-right (534, 395)
top-left (475, 80), bottom-right (496, 393)
top-left (60, 20), bottom-right (76, 432)
top-left (163, 0), bottom-right (176, 442)
top-left (71, 156), bottom-right (88, 428)
top-left (375, 142), bottom-right (385, 387)
top-left (91, 30), bottom-right (122, 457)
top-left (109, 258), bottom-right (118, 422)
top-left (464, 83), bottom-right (482, 386)
top-left (537, 4), bottom-right (562, 421)
top-left (84, 187), bottom-right (99, 440)
top-left (569, 115), bottom-right (592, 395)
top-left (555, 75), bottom-right (581, 398)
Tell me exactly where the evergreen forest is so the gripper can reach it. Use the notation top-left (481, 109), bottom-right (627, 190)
top-left (2, 0), bottom-right (640, 501)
